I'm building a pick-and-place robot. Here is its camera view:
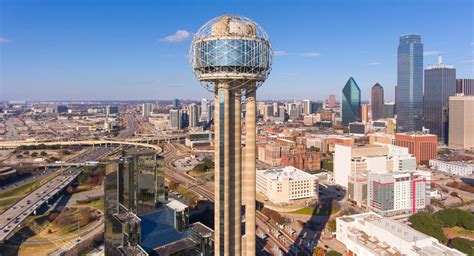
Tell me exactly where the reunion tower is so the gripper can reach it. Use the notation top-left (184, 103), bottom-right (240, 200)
top-left (189, 15), bottom-right (273, 255)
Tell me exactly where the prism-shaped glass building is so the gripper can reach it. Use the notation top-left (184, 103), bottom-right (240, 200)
top-left (342, 77), bottom-right (361, 125)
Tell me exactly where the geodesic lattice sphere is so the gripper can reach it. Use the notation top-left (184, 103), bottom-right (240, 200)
top-left (189, 14), bottom-right (273, 92)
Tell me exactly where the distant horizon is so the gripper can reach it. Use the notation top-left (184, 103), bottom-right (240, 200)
top-left (1, 0), bottom-right (473, 101)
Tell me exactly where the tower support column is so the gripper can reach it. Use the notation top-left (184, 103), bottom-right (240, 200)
top-left (214, 83), bottom-right (243, 256)
top-left (244, 85), bottom-right (256, 256)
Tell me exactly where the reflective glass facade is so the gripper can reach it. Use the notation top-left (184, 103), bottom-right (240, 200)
top-left (193, 39), bottom-right (270, 73)
top-left (396, 34), bottom-right (424, 132)
top-left (424, 66), bottom-right (456, 144)
top-left (341, 77), bottom-right (361, 125)
top-left (105, 149), bottom-right (165, 255)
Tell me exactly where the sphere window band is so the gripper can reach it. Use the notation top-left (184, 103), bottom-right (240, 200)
top-left (193, 39), bottom-right (270, 75)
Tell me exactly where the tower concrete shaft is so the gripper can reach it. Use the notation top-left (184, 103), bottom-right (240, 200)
top-left (244, 85), bottom-right (256, 256)
top-left (214, 82), bottom-right (243, 256)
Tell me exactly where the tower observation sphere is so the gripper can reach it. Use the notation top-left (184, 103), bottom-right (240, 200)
top-left (189, 14), bottom-right (273, 92)
top-left (189, 14), bottom-right (273, 256)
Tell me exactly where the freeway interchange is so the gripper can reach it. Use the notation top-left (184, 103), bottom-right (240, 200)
top-left (0, 168), bottom-right (82, 242)
top-left (0, 146), bottom-right (118, 243)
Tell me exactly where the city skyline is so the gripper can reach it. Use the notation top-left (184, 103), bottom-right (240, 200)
top-left (1, 0), bottom-right (473, 101)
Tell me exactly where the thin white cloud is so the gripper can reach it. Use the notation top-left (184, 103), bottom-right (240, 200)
top-left (279, 72), bottom-right (300, 76)
top-left (0, 37), bottom-right (10, 44)
top-left (367, 62), bottom-right (381, 66)
top-left (461, 59), bottom-right (474, 63)
top-left (423, 50), bottom-right (442, 56)
top-left (160, 30), bottom-right (190, 43)
top-left (274, 50), bottom-right (288, 56)
top-left (301, 52), bottom-right (321, 57)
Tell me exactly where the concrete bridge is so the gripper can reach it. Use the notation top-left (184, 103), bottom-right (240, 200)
top-left (0, 139), bottom-right (163, 153)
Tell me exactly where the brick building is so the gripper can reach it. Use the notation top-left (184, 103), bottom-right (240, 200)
top-left (281, 146), bottom-right (321, 171)
top-left (394, 133), bottom-right (437, 164)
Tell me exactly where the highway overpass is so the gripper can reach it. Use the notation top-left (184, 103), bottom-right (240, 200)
top-left (0, 139), bottom-right (163, 153)
top-left (0, 168), bottom-right (82, 242)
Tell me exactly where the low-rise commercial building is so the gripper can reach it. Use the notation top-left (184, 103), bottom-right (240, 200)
top-left (336, 212), bottom-right (464, 256)
top-left (429, 159), bottom-right (474, 177)
top-left (256, 166), bottom-right (318, 204)
top-left (394, 133), bottom-right (437, 164)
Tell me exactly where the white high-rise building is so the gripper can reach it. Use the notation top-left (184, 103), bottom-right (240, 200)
top-left (334, 144), bottom-right (390, 188)
top-left (302, 99), bottom-right (312, 115)
top-left (142, 103), bottom-right (152, 117)
top-left (188, 103), bottom-right (199, 127)
top-left (200, 98), bottom-right (209, 121)
top-left (367, 170), bottom-right (431, 216)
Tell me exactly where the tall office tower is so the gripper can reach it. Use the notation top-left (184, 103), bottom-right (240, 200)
top-left (278, 106), bottom-right (286, 121)
top-left (384, 102), bottom-right (395, 118)
top-left (272, 102), bottom-right (280, 116)
top-left (360, 104), bottom-right (369, 123)
top-left (188, 103), bottom-right (200, 127)
top-left (456, 79), bottom-right (474, 95)
top-left (179, 110), bottom-right (189, 129)
top-left (257, 101), bottom-right (266, 116)
top-left (449, 96), bottom-right (474, 149)
top-left (189, 15), bottom-right (273, 256)
top-left (169, 109), bottom-right (180, 129)
top-left (371, 83), bottom-right (384, 120)
top-left (341, 77), bottom-right (361, 125)
top-left (423, 56), bottom-right (456, 144)
top-left (106, 105), bottom-right (119, 116)
top-left (57, 104), bottom-right (68, 113)
top-left (311, 101), bottom-right (323, 113)
top-left (302, 99), bottom-right (312, 115)
top-left (264, 104), bottom-right (274, 120)
top-left (172, 98), bottom-right (180, 108)
top-left (328, 94), bottom-right (336, 108)
top-left (396, 34), bottom-right (424, 132)
top-left (200, 98), bottom-right (209, 121)
top-left (142, 103), bottom-right (152, 117)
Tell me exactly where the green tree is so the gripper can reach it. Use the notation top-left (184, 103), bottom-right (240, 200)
top-left (409, 211), bottom-right (447, 243)
top-left (448, 238), bottom-right (474, 255)
top-left (40, 151), bottom-right (48, 157)
top-left (326, 251), bottom-right (342, 256)
top-left (326, 219), bottom-right (336, 232)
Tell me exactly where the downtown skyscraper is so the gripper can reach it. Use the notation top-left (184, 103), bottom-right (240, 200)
top-left (396, 34), bottom-right (424, 132)
top-left (371, 83), bottom-right (384, 120)
top-left (424, 56), bottom-right (456, 144)
top-left (341, 77), bottom-right (361, 125)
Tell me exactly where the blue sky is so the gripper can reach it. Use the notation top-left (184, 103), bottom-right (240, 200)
top-left (1, 0), bottom-right (473, 101)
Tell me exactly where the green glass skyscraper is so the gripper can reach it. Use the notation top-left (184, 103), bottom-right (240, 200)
top-left (341, 77), bottom-right (361, 125)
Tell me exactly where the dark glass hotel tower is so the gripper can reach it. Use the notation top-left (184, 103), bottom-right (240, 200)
top-left (396, 34), bottom-right (424, 132)
top-left (424, 56), bottom-right (456, 144)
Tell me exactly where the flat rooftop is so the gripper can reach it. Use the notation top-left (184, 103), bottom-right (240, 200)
top-left (257, 166), bottom-right (317, 181)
